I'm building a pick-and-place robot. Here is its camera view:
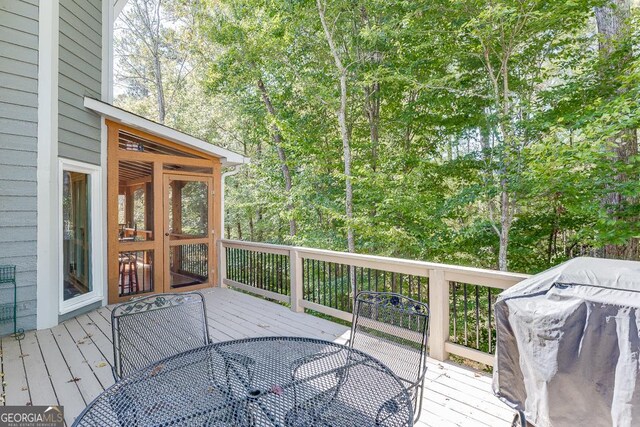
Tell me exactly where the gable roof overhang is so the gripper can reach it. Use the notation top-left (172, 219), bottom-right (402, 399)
top-left (84, 97), bottom-right (249, 167)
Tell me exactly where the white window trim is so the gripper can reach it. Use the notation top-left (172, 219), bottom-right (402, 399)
top-left (58, 158), bottom-right (105, 315)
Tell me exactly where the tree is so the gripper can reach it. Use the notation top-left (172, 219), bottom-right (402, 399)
top-left (316, 0), bottom-right (355, 254)
top-left (114, 0), bottom-right (640, 275)
top-left (595, 0), bottom-right (639, 259)
top-left (116, 0), bottom-right (188, 123)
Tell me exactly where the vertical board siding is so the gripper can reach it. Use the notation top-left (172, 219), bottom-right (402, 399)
top-left (0, 0), bottom-right (39, 333)
top-left (58, 0), bottom-right (101, 166)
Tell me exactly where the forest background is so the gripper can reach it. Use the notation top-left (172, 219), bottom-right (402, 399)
top-left (114, 0), bottom-right (640, 274)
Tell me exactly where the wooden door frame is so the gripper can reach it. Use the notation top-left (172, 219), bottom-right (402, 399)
top-left (162, 173), bottom-right (214, 293)
top-left (106, 120), bottom-right (221, 304)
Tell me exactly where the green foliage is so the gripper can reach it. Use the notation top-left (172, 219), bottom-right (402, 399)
top-left (115, 0), bottom-right (640, 274)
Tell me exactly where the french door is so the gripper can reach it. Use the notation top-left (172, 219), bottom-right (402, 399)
top-left (163, 174), bottom-right (214, 292)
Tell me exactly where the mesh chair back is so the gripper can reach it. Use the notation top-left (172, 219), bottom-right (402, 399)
top-left (111, 292), bottom-right (210, 379)
top-left (350, 291), bottom-right (429, 420)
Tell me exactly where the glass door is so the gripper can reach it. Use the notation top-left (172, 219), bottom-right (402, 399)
top-left (163, 174), bottom-right (213, 291)
top-left (59, 159), bottom-right (104, 314)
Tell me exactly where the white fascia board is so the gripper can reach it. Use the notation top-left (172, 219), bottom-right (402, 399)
top-left (83, 97), bottom-right (250, 166)
top-left (114, 0), bottom-right (128, 18)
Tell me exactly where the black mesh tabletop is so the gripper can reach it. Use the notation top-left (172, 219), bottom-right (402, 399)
top-left (74, 337), bottom-right (413, 426)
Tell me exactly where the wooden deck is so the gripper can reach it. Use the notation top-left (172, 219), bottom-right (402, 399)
top-left (0, 288), bottom-right (514, 426)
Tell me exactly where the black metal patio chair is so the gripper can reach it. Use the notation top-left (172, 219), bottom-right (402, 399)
top-left (349, 291), bottom-right (430, 424)
top-left (111, 292), bottom-right (211, 380)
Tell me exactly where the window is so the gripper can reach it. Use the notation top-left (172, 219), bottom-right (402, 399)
top-left (59, 159), bottom-right (103, 314)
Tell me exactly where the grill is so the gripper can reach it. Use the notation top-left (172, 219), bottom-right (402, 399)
top-left (493, 257), bottom-right (640, 427)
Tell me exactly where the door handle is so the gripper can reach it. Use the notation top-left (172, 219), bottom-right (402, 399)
top-left (165, 232), bottom-right (170, 237)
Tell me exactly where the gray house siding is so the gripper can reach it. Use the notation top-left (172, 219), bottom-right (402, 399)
top-left (0, 0), bottom-right (39, 333)
top-left (58, 0), bottom-right (101, 166)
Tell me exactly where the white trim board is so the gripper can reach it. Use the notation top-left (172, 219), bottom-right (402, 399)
top-left (36, 0), bottom-right (60, 329)
top-left (83, 97), bottom-right (250, 167)
top-left (100, 0), bottom-right (114, 307)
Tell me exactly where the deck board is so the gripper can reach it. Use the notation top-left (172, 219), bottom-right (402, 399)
top-left (62, 319), bottom-right (114, 390)
top-left (1, 335), bottom-right (30, 405)
top-left (50, 324), bottom-right (105, 405)
top-left (0, 287), bottom-right (513, 426)
top-left (35, 329), bottom-right (86, 426)
top-left (18, 330), bottom-right (58, 406)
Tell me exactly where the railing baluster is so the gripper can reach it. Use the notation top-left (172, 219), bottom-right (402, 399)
top-left (334, 262), bottom-right (339, 310)
top-left (269, 252), bottom-right (272, 292)
top-left (475, 285), bottom-right (480, 350)
top-left (278, 254), bottom-right (280, 294)
top-left (375, 269), bottom-right (379, 292)
top-left (319, 260), bottom-right (323, 306)
top-left (310, 258), bottom-right (314, 301)
top-left (452, 282), bottom-right (457, 342)
top-left (463, 283), bottom-right (468, 347)
top-left (259, 252), bottom-right (263, 289)
top-left (339, 263), bottom-right (344, 310)
top-left (488, 287), bottom-right (493, 354)
top-left (408, 276), bottom-right (412, 299)
top-left (301, 258), bottom-right (305, 299)
top-left (268, 252), bottom-right (272, 292)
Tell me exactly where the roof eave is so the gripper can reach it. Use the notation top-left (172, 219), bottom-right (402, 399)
top-left (84, 97), bottom-right (250, 167)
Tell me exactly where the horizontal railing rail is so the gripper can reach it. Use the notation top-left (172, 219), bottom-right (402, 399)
top-left (218, 239), bottom-right (529, 366)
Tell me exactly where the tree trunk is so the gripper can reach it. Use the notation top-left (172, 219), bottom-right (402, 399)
top-left (498, 186), bottom-right (511, 271)
top-left (595, 0), bottom-right (639, 259)
top-left (364, 82), bottom-right (380, 172)
top-left (256, 79), bottom-right (297, 237)
top-left (153, 53), bottom-right (166, 123)
top-left (256, 207), bottom-right (263, 242)
top-left (317, 0), bottom-right (355, 254)
top-left (595, 0), bottom-right (632, 54)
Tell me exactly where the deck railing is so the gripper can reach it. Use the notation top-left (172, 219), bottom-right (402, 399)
top-left (218, 239), bottom-right (529, 366)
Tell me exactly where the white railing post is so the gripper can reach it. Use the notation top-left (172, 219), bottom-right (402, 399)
top-left (290, 248), bottom-right (303, 313)
top-left (218, 240), bottom-right (227, 288)
top-left (429, 268), bottom-right (449, 361)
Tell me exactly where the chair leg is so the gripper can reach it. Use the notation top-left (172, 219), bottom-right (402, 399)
top-left (127, 258), bottom-right (135, 294)
top-left (119, 258), bottom-right (126, 295)
top-left (132, 258), bottom-right (139, 293)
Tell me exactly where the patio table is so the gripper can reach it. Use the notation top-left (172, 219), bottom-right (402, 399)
top-left (73, 336), bottom-right (413, 426)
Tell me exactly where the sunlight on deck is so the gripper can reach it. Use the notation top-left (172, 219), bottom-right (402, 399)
top-left (0, 288), bottom-right (513, 426)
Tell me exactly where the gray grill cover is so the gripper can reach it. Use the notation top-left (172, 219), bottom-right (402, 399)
top-left (492, 257), bottom-right (640, 427)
